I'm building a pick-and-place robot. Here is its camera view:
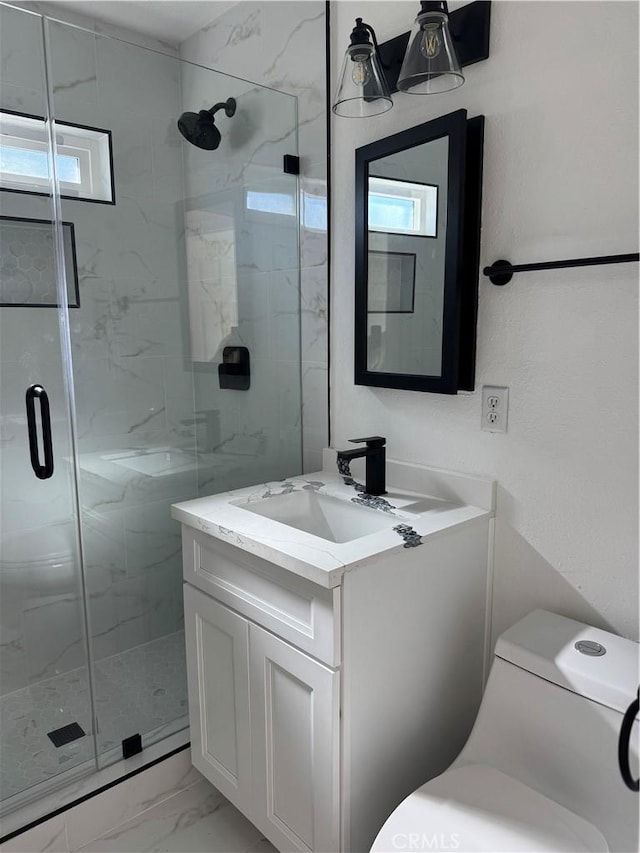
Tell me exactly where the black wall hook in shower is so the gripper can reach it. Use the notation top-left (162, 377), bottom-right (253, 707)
top-left (484, 252), bottom-right (640, 286)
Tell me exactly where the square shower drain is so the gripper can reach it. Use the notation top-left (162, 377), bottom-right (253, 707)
top-left (47, 722), bottom-right (85, 747)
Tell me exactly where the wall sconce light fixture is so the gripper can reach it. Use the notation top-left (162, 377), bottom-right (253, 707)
top-left (332, 1), bottom-right (491, 117)
top-left (397, 1), bottom-right (464, 94)
top-left (332, 17), bottom-right (392, 118)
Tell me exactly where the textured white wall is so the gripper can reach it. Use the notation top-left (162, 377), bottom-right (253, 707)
top-left (330, 1), bottom-right (639, 642)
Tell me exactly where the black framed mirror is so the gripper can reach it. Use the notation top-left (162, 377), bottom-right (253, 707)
top-left (355, 109), bottom-right (484, 393)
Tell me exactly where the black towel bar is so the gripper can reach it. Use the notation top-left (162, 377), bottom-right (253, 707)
top-left (484, 253), bottom-right (640, 286)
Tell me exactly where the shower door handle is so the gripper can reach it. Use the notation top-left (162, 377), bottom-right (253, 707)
top-left (25, 384), bottom-right (54, 480)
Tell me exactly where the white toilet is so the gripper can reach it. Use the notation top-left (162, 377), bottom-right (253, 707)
top-left (371, 609), bottom-right (639, 853)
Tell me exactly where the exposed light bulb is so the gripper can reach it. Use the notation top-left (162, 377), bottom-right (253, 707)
top-left (351, 53), bottom-right (371, 87)
top-left (420, 22), bottom-right (442, 60)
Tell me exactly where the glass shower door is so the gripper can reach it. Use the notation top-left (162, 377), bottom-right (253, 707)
top-left (45, 21), bottom-right (195, 768)
top-left (43, 19), bottom-right (301, 770)
top-left (0, 1), bottom-right (303, 814)
top-left (0, 4), bottom-right (94, 810)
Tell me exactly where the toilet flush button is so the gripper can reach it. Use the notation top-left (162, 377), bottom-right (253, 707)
top-left (575, 640), bottom-right (606, 656)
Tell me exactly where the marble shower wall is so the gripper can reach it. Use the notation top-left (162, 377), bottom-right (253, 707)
top-left (179, 1), bottom-right (329, 473)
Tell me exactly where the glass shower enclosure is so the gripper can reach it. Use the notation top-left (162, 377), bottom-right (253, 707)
top-left (0, 3), bottom-right (301, 816)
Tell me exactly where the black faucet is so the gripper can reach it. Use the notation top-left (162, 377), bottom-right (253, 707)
top-left (337, 436), bottom-right (386, 495)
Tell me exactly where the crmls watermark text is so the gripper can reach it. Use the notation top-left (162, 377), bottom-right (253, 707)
top-left (391, 833), bottom-right (461, 850)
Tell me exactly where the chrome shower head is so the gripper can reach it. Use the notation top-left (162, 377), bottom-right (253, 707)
top-left (177, 97), bottom-right (236, 150)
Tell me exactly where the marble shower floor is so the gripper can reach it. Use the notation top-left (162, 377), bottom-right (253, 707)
top-left (0, 632), bottom-right (188, 804)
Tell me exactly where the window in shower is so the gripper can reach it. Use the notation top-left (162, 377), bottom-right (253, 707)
top-left (0, 111), bottom-right (114, 203)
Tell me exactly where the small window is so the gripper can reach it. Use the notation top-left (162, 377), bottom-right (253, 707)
top-left (0, 110), bottom-right (114, 204)
top-left (368, 176), bottom-right (438, 238)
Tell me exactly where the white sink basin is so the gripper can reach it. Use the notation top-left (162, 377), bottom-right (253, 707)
top-left (233, 490), bottom-right (399, 543)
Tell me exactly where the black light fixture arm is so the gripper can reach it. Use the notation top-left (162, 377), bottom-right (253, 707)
top-left (420, 2), bottom-right (450, 14)
top-left (350, 18), bottom-right (382, 54)
top-left (485, 253), bottom-right (640, 286)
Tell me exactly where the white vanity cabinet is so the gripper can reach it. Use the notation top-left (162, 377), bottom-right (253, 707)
top-left (184, 575), bottom-right (340, 852)
top-left (178, 469), bottom-right (494, 853)
top-left (248, 627), bottom-right (339, 851)
top-left (183, 529), bottom-right (341, 852)
top-left (183, 586), bottom-right (252, 814)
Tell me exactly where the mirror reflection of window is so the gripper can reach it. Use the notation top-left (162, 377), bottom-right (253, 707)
top-left (244, 182), bottom-right (327, 232)
top-left (368, 177), bottom-right (437, 237)
top-left (246, 189), bottom-right (296, 216)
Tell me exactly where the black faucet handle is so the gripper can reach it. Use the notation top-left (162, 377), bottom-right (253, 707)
top-left (348, 436), bottom-right (386, 448)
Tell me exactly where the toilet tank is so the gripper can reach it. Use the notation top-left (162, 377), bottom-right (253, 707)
top-left (454, 610), bottom-right (639, 853)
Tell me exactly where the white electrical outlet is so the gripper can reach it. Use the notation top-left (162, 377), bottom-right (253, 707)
top-left (482, 386), bottom-right (509, 433)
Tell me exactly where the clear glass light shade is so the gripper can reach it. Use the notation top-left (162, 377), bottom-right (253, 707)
top-left (332, 43), bottom-right (392, 118)
top-left (397, 11), bottom-right (464, 94)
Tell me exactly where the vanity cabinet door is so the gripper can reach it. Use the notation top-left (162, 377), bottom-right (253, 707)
top-left (249, 624), bottom-right (340, 852)
top-left (184, 584), bottom-right (252, 814)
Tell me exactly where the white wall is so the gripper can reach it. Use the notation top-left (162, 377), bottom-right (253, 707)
top-left (331, 1), bottom-right (639, 643)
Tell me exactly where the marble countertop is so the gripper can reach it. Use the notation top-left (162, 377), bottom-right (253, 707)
top-left (171, 454), bottom-right (494, 588)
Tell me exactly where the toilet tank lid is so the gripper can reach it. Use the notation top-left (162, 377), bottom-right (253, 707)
top-left (495, 609), bottom-right (639, 715)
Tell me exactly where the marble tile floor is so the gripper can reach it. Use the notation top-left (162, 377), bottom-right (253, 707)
top-left (73, 780), bottom-right (278, 853)
top-left (2, 776), bottom-right (278, 853)
top-left (1, 632), bottom-right (188, 804)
